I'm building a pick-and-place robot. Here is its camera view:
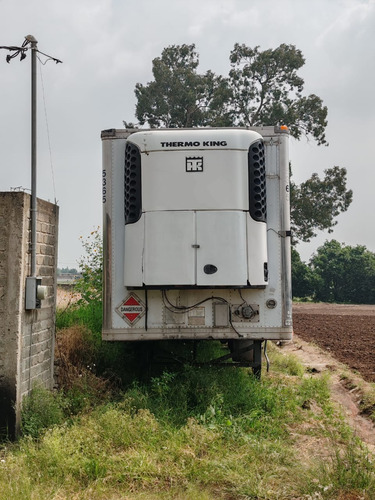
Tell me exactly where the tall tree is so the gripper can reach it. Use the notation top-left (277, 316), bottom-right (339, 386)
top-left (290, 166), bottom-right (353, 242)
top-left (229, 44), bottom-right (328, 145)
top-left (132, 44), bottom-right (352, 242)
top-left (310, 240), bottom-right (375, 304)
top-left (135, 44), bottom-right (232, 128)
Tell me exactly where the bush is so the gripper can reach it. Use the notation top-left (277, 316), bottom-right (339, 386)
top-left (21, 386), bottom-right (65, 439)
top-left (75, 227), bottom-right (103, 306)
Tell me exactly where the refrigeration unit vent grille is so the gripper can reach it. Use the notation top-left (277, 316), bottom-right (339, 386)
top-left (124, 142), bottom-right (142, 224)
top-left (248, 140), bottom-right (266, 222)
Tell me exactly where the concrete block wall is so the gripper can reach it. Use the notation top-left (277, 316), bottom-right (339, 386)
top-left (0, 192), bottom-right (59, 438)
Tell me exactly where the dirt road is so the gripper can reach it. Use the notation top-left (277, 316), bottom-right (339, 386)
top-left (280, 303), bottom-right (375, 453)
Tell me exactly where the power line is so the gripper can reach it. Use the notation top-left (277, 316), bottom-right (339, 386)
top-left (38, 57), bottom-right (57, 204)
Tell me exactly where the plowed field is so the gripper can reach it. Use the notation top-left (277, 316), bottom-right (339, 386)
top-left (293, 303), bottom-right (375, 383)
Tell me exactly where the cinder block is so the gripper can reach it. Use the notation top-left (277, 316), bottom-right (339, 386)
top-left (30, 364), bottom-right (42, 378)
top-left (41, 277), bottom-right (54, 287)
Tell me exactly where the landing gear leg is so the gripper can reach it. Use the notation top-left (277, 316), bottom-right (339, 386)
top-left (252, 340), bottom-right (262, 378)
top-left (228, 339), bottom-right (263, 378)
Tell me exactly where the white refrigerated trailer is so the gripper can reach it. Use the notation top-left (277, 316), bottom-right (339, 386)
top-left (101, 126), bottom-right (292, 373)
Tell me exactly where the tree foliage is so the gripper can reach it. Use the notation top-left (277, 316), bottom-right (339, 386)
top-left (309, 240), bottom-right (375, 304)
top-left (290, 166), bottom-right (353, 243)
top-left (291, 247), bottom-right (315, 299)
top-left (75, 227), bottom-right (103, 305)
top-left (133, 43), bottom-right (353, 243)
top-left (135, 43), bottom-right (328, 144)
top-left (292, 243), bottom-right (375, 304)
top-left (229, 44), bottom-right (328, 144)
top-left (135, 44), bottom-right (232, 128)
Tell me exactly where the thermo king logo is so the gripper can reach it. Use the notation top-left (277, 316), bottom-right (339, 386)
top-left (186, 157), bottom-right (203, 172)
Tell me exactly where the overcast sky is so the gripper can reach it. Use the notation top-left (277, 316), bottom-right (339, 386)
top-left (0, 0), bottom-right (374, 268)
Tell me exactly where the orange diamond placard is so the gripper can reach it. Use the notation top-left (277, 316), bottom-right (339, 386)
top-left (116, 293), bottom-right (146, 326)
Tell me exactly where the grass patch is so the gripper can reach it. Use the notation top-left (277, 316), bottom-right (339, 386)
top-left (7, 291), bottom-right (373, 499)
top-left (56, 300), bottom-right (102, 336)
top-left (1, 383), bottom-right (298, 498)
top-left (126, 365), bottom-right (300, 435)
top-left (267, 340), bottom-right (305, 377)
top-left (21, 386), bottom-right (66, 439)
top-left (2, 349), bottom-right (374, 499)
top-left (304, 439), bottom-right (375, 499)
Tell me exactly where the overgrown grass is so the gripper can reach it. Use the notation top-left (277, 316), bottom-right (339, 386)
top-left (303, 440), bottom-right (375, 499)
top-left (1, 350), bottom-right (374, 499)
top-left (56, 301), bottom-right (138, 385)
top-left (56, 300), bottom-right (102, 336)
top-left (20, 385), bottom-right (66, 439)
top-left (2, 297), bottom-right (373, 499)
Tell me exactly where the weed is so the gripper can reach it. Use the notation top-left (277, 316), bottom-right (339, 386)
top-left (75, 228), bottom-right (103, 306)
top-left (21, 386), bottom-right (65, 439)
top-left (56, 300), bottom-right (102, 335)
top-left (298, 373), bottom-right (332, 409)
top-left (304, 439), bottom-right (375, 499)
top-left (268, 341), bottom-right (305, 377)
top-left (117, 364), bottom-right (305, 443)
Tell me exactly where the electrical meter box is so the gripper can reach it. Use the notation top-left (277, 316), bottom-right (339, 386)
top-left (101, 127), bottom-right (292, 342)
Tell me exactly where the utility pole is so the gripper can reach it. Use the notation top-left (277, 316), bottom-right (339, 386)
top-left (29, 35), bottom-right (38, 278)
top-left (1, 36), bottom-right (62, 308)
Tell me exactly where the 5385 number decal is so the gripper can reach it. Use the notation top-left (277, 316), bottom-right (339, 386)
top-left (102, 170), bottom-right (107, 203)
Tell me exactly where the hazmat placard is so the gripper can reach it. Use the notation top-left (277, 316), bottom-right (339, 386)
top-left (116, 293), bottom-right (146, 326)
